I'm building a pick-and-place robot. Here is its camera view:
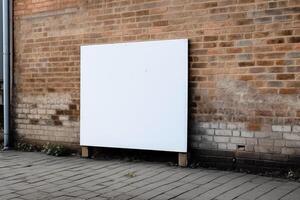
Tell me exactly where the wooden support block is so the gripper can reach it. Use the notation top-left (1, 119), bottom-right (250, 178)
top-left (178, 153), bottom-right (188, 167)
top-left (81, 146), bottom-right (90, 158)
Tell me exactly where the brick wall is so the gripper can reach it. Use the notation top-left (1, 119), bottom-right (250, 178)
top-left (13, 0), bottom-right (300, 160)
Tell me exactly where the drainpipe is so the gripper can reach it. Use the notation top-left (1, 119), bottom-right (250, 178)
top-left (3, 0), bottom-right (11, 149)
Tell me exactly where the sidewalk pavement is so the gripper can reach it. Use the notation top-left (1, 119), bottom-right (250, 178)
top-left (0, 151), bottom-right (299, 200)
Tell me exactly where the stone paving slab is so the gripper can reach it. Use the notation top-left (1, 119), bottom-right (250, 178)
top-left (0, 151), bottom-right (299, 200)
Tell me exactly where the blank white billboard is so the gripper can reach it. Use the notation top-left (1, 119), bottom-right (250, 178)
top-left (80, 39), bottom-right (188, 152)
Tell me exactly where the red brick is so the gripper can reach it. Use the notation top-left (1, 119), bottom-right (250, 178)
top-left (12, 0), bottom-right (300, 153)
top-left (255, 110), bottom-right (273, 117)
top-left (238, 62), bottom-right (255, 67)
top-left (276, 74), bottom-right (295, 80)
top-left (279, 88), bottom-right (298, 94)
top-left (247, 122), bottom-right (261, 131)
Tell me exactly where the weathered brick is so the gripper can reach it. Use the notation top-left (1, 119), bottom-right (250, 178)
top-left (214, 136), bottom-right (230, 143)
top-left (270, 132), bottom-right (283, 139)
top-left (274, 140), bottom-right (285, 147)
top-left (227, 123), bottom-right (238, 130)
top-left (286, 141), bottom-right (300, 148)
top-left (241, 131), bottom-right (254, 138)
top-left (238, 61), bottom-right (255, 67)
top-left (215, 129), bottom-right (232, 136)
top-left (210, 122), bottom-right (219, 129)
top-left (282, 148), bottom-right (296, 155)
top-left (279, 88), bottom-right (298, 94)
top-left (218, 143), bottom-right (227, 150)
top-left (255, 145), bottom-right (273, 153)
top-left (237, 54), bottom-right (253, 61)
top-left (236, 40), bottom-right (253, 46)
top-left (231, 137), bottom-right (246, 144)
top-left (258, 139), bottom-right (274, 146)
top-left (292, 125), bottom-right (300, 133)
top-left (287, 52), bottom-right (300, 58)
top-left (232, 130), bottom-right (240, 137)
top-left (276, 74), bottom-right (295, 80)
top-left (201, 135), bottom-right (213, 142)
top-left (246, 138), bottom-right (257, 145)
top-left (13, 0), bottom-right (300, 162)
top-left (272, 125), bottom-right (292, 132)
top-left (199, 122), bottom-right (210, 129)
top-left (219, 123), bottom-right (227, 129)
top-left (266, 38), bottom-right (285, 44)
top-left (227, 143), bottom-right (237, 150)
top-left (288, 37), bottom-right (300, 43)
top-left (206, 129), bottom-right (215, 135)
top-left (199, 142), bottom-right (217, 149)
top-left (204, 36), bottom-right (218, 41)
top-left (283, 133), bottom-right (300, 140)
top-left (255, 17), bottom-right (272, 24)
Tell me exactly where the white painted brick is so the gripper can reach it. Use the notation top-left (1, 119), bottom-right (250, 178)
top-left (214, 136), bottom-right (229, 143)
top-left (236, 123), bottom-right (246, 129)
top-left (273, 147), bottom-right (282, 154)
top-left (246, 138), bottom-right (257, 145)
top-left (270, 132), bottom-right (282, 139)
top-left (210, 122), bottom-right (219, 129)
top-left (199, 142), bottom-right (217, 149)
top-left (281, 147), bottom-right (296, 155)
top-left (254, 145), bottom-right (273, 153)
top-left (233, 130), bottom-right (240, 137)
top-left (219, 123), bottom-right (227, 129)
top-left (274, 140), bottom-right (285, 147)
top-left (272, 125), bottom-right (291, 132)
top-left (286, 141), bottom-right (300, 148)
top-left (292, 125), bottom-right (300, 133)
top-left (215, 129), bottom-right (232, 136)
top-left (227, 143), bottom-right (237, 150)
top-left (206, 129), bottom-right (215, 135)
top-left (227, 123), bottom-right (237, 130)
top-left (258, 139), bottom-right (274, 146)
top-left (230, 137), bottom-right (246, 144)
top-left (198, 128), bottom-right (207, 135)
top-left (254, 132), bottom-right (270, 138)
top-left (283, 133), bottom-right (300, 140)
top-left (245, 145), bottom-right (254, 152)
top-left (199, 122), bottom-right (210, 128)
top-left (201, 135), bottom-right (213, 142)
top-left (218, 143), bottom-right (227, 150)
top-left (241, 131), bottom-right (254, 138)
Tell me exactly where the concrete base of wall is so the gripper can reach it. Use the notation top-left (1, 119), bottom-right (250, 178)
top-left (191, 149), bottom-right (300, 172)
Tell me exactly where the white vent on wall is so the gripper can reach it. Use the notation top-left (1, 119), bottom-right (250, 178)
top-left (80, 39), bottom-right (188, 152)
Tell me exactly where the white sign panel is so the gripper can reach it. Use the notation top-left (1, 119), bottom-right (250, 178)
top-left (80, 39), bottom-right (188, 152)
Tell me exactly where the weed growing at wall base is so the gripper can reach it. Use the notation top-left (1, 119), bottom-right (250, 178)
top-left (41, 142), bottom-right (69, 156)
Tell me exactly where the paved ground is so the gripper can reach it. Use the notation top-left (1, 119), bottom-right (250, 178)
top-left (0, 151), bottom-right (299, 200)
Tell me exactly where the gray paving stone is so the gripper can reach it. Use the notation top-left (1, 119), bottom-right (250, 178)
top-left (0, 151), bottom-right (298, 200)
top-left (256, 182), bottom-right (299, 200)
top-left (193, 174), bottom-right (257, 200)
top-left (176, 182), bottom-right (220, 199)
top-left (235, 180), bottom-right (283, 200)
top-left (281, 187), bottom-right (300, 200)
